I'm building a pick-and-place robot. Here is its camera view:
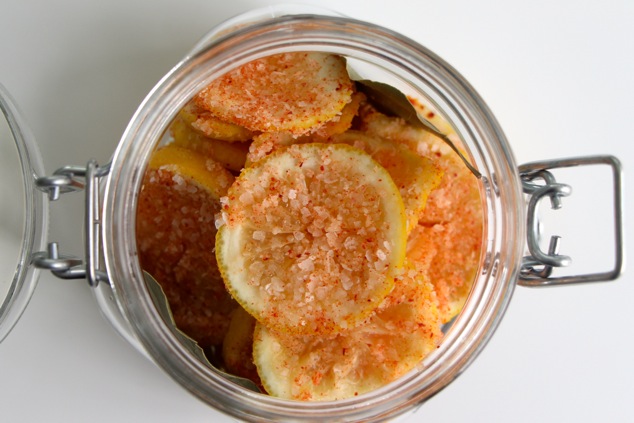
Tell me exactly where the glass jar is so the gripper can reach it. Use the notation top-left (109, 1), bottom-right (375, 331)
top-left (0, 5), bottom-right (623, 422)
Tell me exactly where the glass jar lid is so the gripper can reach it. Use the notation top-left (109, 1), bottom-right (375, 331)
top-left (0, 84), bottom-right (49, 342)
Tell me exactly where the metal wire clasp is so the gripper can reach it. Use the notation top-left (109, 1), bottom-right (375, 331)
top-left (518, 155), bottom-right (624, 287)
top-left (31, 160), bottom-right (110, 287)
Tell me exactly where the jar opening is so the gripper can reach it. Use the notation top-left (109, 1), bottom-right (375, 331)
top-left (103, 13), bottom-right (524, 422)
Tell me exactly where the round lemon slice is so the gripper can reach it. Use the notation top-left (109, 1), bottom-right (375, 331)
top-left (169, 116), bottom-right (249, 172)
top-left (222, 306), bottom-right (261, 387)
top-left (407, 205), bottom-right (482, 324)
top-left (244, 93), bottom-right (367, 167)
top-left (357, 102), bottom-right (484, 324)
top-left (252, 264), bottom-right (442, 401)
top-left (245, 132), bottom-right (296, 167)
top-left (311, 92), bottom-right (365, 139)
top-left (329, 131), bottom-right (443, 234)
top-left (195, 52), bottom-right (354, 136)
top-left (179, 100), bottom-right (255, 142)
top-left (136, 144), bottom-right (236, 347)
top-left (216, 143), bottom-right (407, 336)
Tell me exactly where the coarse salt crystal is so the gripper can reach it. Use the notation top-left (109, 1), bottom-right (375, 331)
top-left (239, 191), bottom-right (254, 204)
top-left (252, 231), bottom-right (266, 241)
top-left (340, 261), bottom-right (353, 272)
top-left (343, 237), bottom-right (357, 250)
top-left (298, 258), bottom-right (314, 272)
top-left (365, 250), bottom-right (373, 262)
top-left (306, 278), bottom-right (316, 293)
top-left (315, 286), bottom-right (329, 301)
top-left (288, 189), bottom-right (297, 199)
top-left (376, 249), bottom-right (387, 261)
top-left (341, 273), bottom-right (353, 291)
top-left (172, 174), bottom-right (185, 185)
top-left (325, 232), bottom-right (338, 247)
top-left (271, 277), bottom-right (284, 292)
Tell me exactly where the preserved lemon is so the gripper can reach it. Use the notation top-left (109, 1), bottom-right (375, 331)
top-left (169, 116), bottom-right (249, 172)
top-left (358, 103), bottom-right (483, 323)
top-left (253, 264), bottom-right (442, 401)
top-left (216, 143), bottom-right (407, 336)
top-left (195, 52), bottom-right (354, 136)
top-left (136, 50), bottom-right (485, 401)
top-left (222, 306), bottom-right (261, 387)
top-left (179, 100), bottom-right (255, 142)
top-left (329, 130), bottom-right (443, 234)
top-left (136, 144), bottom-right (236, 347)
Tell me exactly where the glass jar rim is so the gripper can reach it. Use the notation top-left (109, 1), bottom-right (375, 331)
top-left (102, 12), bottom-right (524, 422)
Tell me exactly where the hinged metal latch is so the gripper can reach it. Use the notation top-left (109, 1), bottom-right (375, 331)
top-left (518, 155), bottom-right (624, 287)
top-left (31, 160), bottom-right (110, 287)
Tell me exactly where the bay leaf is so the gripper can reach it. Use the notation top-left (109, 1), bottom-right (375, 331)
top-left (348, 66), bottom-right (481, 178)
top-left (144, 271), bottom-right (262, 393)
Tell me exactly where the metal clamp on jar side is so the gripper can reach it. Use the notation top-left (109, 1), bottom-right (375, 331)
top-left (31, 160), bottom-right (110, 287)
top-left (518, 155), bottom-right (624, 286)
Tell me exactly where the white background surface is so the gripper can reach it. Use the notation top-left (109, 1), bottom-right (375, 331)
top-left (1, 0), bottom-right (633, 422)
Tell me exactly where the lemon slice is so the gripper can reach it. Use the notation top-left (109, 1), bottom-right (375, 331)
top-left (136, 144), bottom-right (236, 347)
top-left (245, 132), bottom-right (296, 167)
top-left (169, 117), bottom-right (249, 172)
top-left (222, 307), bottom-right (261, 387)
top-left (253, 264), bottom-right (442, 401)
top-left (245, 93), bottom-right (365, 167)
top-left (357, 100), bottom-right (478, 225)
top-left (180, 100), bottom-right (255, 142)
top-left (357, 103), bottom-right (483, 323)
top-left (216, 143), bottom-right (407, 336)
top-left (195, 52), bottom-right (354, 136)
top-left (407, 208), bottom-right (482, 324)
top-left (311, 92), bottom-right (365, 139)
top-left (329, 130), bottom-right (443, 234)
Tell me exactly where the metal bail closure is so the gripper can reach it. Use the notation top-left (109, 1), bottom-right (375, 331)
top-left (518, 155), bottom-right (624, 287)
top-left (31, 160), bottom-right (110, 287)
